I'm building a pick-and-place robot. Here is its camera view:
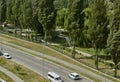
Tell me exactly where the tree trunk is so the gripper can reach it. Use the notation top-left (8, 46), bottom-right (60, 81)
top-left (44, 30), bottom-right (47, 45)
top-left (95, 48), bottom-right (99, 69)
top-left (114, 67), bottom-right (117, 77)
top-left (114, 54), bottom-right (118, 77)
top-left (20, 27), bottom-right (22, 38)
top-left (72, 40), bottom-right (76, 58)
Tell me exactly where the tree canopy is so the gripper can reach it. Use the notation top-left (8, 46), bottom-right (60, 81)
top-left (106, 0), bottom-right (120, 77)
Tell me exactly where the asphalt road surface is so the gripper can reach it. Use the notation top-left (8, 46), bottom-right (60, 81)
top-left (1, 44), bottom-right (93, 82)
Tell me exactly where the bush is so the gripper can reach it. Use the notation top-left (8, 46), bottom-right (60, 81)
top-left (50, 31), bottom-right (59, 38)
top-left (99, 55), bottom-right (111, 60)
top-left (14, 64), bottom-right (22, 71)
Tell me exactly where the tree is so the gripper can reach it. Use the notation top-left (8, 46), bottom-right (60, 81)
top-left (12, 0), bottom-right (22, 26)
top-left (106, 0), bottom-right (120, 77)
top-left (84, 0), bottom-right (108, 69)
top-left (64, 0), bottom-right (85, 58)
top-left (56, 8), bottom-right (67, 28)
top-left (22, 0), bottom-right (33, 28)
top-left (30, 0), bottom-right (44, 35)
top-left (6, 0), bottom-right (14, 24)
top-left (0, 0), bottom-right (6, 23)
top-left (54, 0), bottom-right (68, 9)
top-left (38, 0), bottom-right (56, 42)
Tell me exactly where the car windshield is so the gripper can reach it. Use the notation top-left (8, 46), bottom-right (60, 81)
top-left (55, 77), bottom-right (61, 80)
top-left (6, 55), bottom-right (10, 57)
top-left (75, 75), bottom-right (79, 77)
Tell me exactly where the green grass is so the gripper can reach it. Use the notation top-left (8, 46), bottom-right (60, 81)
top-left (77, 47), bottom-right (95, 55)
top-left (51, 37), bottom-right (66, 44)
top-left (76, 47), bottom-right (106, 55)
top-left (0, 33), bottom-right (120, 82)
top-left (0, 71), bottom-right (14, 82)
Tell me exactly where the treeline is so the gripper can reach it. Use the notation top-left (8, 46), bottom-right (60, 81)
top-left (0, 0), bottom-right (120, 77)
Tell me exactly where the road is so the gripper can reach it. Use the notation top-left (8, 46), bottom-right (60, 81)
top-left (1, 44), bottom-right (92, 82)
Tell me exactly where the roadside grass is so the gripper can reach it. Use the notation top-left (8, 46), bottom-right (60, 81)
top-left (76, 47), bottom-right (106, 55)
top-left (77, 47), bottom-right (95, 55)
top-left (0, 71), bottom-right (14, 82)
top-left (0, 34), bottom-right (120, 82)
top-left (0, 57), bottom-right (48, 82)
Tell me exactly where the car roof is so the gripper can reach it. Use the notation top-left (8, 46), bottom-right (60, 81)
top-left (71, 73), bottom-right (79, 76)
top-left (3, 53), bottom-right (8, 55)
top-left (48, 71), bottom-right (60, 78)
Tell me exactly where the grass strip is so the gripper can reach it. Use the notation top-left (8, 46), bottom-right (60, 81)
top-left (0, 70), bottom-right (14, 82)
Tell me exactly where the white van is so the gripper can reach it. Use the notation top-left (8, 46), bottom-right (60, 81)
top-left (47, 72), bottom-right (63, 82)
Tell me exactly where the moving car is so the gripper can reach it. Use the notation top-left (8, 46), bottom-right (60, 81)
top-left (48, 71), bottom-right (63, 82)
top-left (68, 73), bottom-right (81, 80)
top-left (3, 53), bottom-right (12, 59)
top-left (0, 78), bottom-right (6, 82)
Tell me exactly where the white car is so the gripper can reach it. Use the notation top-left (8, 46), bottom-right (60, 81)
top-left (0, 78), bottom-right (6, 82)
top-left (48, 72), bottom-right (63, 82)
top-left (68, 73), bottom-right (81, 80)
top-left (3, 53), bottom-right (12, 59)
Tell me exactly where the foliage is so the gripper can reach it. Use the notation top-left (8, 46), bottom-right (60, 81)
top-left (56, 8), bottom-right (67, 28)
top-left (38, 0), bottom-right (56, 41)
top-left (64, 0), bottom-right (85, 57)
top-left (84, 0), bottom-right (109, 69)
top-left (106, 0), bottom-right (120, 77)
top-left (0, 0), bottom-right (6, 23)
top-left (54, 0), bottom-right (68, 9)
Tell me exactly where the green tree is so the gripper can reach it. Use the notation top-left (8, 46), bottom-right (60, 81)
top-left (106, 0), bottom-right (120, 77)
top-left (84, 0), bottom-right (108, 69)
top-left (54, 0), bottom-right (68, 9)
top-left (38, 0), bottom-right (56, 42)
top-left (25, 0), bottom-right (44, 41)
top-left (22, 0), bottom-right (33, 28)
top-left (12, 0), bottom-right (21, 26)
top-left (30, 0), bottom-right (44, 35)
top-left (0, 0), bottom-right (6, 23)
top-left (56, 8), bottom-right (67, 28)
top-left (64, 0), bottom-right (85, 57)
top-left (6, 0), bottom-right (14, 24)
top-left (12, 0), bottom-right (23, 36)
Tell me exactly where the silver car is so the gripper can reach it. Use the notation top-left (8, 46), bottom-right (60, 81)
top-left (68, 73), bottom-right (81, 80)
top-left (3, 53), bottom-right (12, 59)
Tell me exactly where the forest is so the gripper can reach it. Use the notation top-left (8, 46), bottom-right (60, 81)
top-left (0, 0), bottom-right (120, 77)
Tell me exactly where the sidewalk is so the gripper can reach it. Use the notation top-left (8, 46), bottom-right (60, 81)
top-left (0, 66), bottom-right (24, 82)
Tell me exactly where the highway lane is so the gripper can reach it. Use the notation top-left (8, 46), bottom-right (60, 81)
top-left (1, 44), bottom-right (92, 82)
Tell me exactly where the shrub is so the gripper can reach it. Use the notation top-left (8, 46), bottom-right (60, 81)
top-left (14, 64), bottom-right (22, 71)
